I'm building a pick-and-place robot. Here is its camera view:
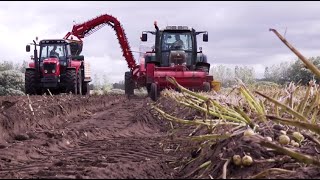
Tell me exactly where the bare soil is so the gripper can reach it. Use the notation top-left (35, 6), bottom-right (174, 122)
top-left (0, 94), bottom-right (319, 179)
top-left (0, 94), bottom-right (176, 179)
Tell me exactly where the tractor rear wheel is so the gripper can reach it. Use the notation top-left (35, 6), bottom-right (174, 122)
top-left (65, 69), bottom-right (77, 94)
top-left (82, 82), bottom-right (90, 95)
top-left (150, 83), bottom-right (158, 101)
top-left (203, 82), bottom-right (211, 92)
top-left (25, 69), bottom-right (40, 95)
top-left (146, 84), bottom-right (151, 95)
top-left (125, 71), bottom-right (134, 95)
top-left (77, 70), bottom-right (82, 95)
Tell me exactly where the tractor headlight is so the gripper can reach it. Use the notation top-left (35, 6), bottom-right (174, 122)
top-left (44, 70), bottom-right (48, 74)
top-left (52, 69), bottom-right (56, 73)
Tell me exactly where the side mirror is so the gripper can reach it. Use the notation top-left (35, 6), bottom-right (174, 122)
top-left (26, 45), bottom-right (30, 52)
top-left (203, 33), bottom-right (208, 42)
top-left (141, 33), bottom-right (147, 42)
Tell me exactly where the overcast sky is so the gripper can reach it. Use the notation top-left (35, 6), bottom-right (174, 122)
top-left (1, 1), bottom-right (320, 83)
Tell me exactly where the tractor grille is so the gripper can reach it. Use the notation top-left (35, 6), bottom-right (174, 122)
top-left (43, 64), bottom-right (56, 74)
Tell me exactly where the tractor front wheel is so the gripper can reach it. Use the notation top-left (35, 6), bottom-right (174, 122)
top-left (150, 83), bottom-right (158, 101)
top-left (25, 69), bottom-right (40, 95)
top-left (125, 71), bottom-right (134, 95)
top-left (65, 69), bottom-right (77, 94)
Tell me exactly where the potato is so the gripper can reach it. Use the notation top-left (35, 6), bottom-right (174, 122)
top-left (244, 129), bottom-right (255, 137)
top-left (232, 155), bottom-right (242, 166)
top-left (242, 155), bottom-right (253, 166)
top-left (292, 132), bottom-right (304, 143)
top-left (279, 134), bottom-right (290, 145)
top-left (265, 136), bottom-right (272, 142)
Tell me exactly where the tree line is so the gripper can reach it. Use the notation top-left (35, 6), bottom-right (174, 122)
top-left (0, 61), bottom-right (27, 96)
top-left (210, 56), bottom-right (320, 87)
top-left (1, 56), bottom-right (319, 96)
top-left (262, 57), bottom-right (320, 85)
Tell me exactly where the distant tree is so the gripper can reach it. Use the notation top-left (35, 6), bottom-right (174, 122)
top-left (113, 80), bottom-right (125, 90)
top-left (0, 61), bottom-right (26, 96)
top-left (264, 57), bottom-right (320, 85)
top-left (235, 66), bottom-right (255, 84)
top-left (93, 73), bottom-right (101, 90)
top-left (286, 57), bottom-right (320, 85)
top-left (19, 60), bottom-right (28, 73)
top-left (0, 70), bottom-right (24, 96)
top-left (210, 64), bottom-right (256, 87)
top-left (264, 67), bottom-right (270, 80)
top-left (0, 61), bottom-right (14, 71)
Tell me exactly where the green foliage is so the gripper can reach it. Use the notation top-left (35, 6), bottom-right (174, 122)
top-left (0, 61), bottom-right (26, 96)
top-left (0, 70), bottom-right (25, 96)
top-left (113, 80), bottom-right (125, 90)
top-left (210, 65), bottom-right (256, 87)
top-left (90, 73), bottom-right (113, 95)
top-left (264, 57), bottom-right (320, 85)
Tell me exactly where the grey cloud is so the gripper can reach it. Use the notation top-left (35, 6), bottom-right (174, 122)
top-left (1, 1), bottom-right (320, 83)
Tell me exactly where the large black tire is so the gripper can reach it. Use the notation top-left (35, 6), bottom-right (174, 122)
top-left (77, 70), bottom-right (82, 95)
top-left (25, 69), bottom-right (40, 95)
top-left (203, 82), bottom-right (211, 92)
top-left (65, 69), bottom-right (77, 94)
top-left (82, 82), bottom-right (90, 95)
top-left (150, 83), bottom-right (158, 101)
top-left (146, 84), bottom-right (151, 95)
top-left (125, 71), bottom-right (134, 95)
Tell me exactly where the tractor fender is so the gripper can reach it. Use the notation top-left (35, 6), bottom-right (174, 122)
top-left (69, 60), bottom-right (82, 73)
top-left (146, 63), bottom-right (155, 84)
top-left (28, 62), bottom-right (35, 68)
top-left (66, 67), bottom-right (77, 70)
top-left (26, 67), bottom-right (36, 71)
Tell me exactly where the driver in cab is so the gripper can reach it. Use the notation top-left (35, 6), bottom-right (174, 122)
top-left (171, 35), bottom-right (185, 50)
top-left (50, 45), bottom-right (59, 58)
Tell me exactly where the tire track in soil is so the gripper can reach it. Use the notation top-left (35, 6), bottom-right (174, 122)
top-left (0, 96), bottom-right (175, 179)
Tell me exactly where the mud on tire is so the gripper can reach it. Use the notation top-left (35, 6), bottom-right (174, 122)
top-left (65, 69), bottom-right (77, 94)
top-left (77, 70), bottom-right (82, 95)
top-left (150, 83), bottom-right (158, 101)
top-left (82, 82), bottom-right (90, 95)
top-left (125, 71), bottom-right (134, 95)
top-left (25, 69), bottom-right (40, 95)
top-left (203, 82), bottom-right (211, 92)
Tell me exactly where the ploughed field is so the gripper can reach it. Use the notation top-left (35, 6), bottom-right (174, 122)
top-left (0, 94), bottom-right (177, 179)
top-left (0, 92), bottom-right (319, 179)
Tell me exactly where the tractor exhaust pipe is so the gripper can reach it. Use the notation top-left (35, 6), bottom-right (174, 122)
top-left (33, 40), bottom-right (39, 77)
top-left (270, 28), bottom-right (320, 78)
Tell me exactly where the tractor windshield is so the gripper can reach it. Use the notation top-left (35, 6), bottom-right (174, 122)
top-left (161, 32), bottom-right (192, 51)
top-left (40, 44), bottom-right (66, 61)
top-left (160, 32), bottom-right (193, 66)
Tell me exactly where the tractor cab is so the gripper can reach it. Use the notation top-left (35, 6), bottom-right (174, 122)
top-left (39, 40), bottom-right (68, 62)
top-left (141, 25), bottom-right (210, 72)
top-left (26, 39), bottom-right (83, 78)
top-left (160, 30), bottom-right (193, 67)
top-left (38, 40), bottom-right (74, 80)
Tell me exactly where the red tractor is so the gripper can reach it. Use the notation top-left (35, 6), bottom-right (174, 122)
top-left (25, 39), bottom-right (91, 95)
top-left (61, 13), bottom-right (213, 100)
top-left (133, 23), bottom-right (213, 100)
